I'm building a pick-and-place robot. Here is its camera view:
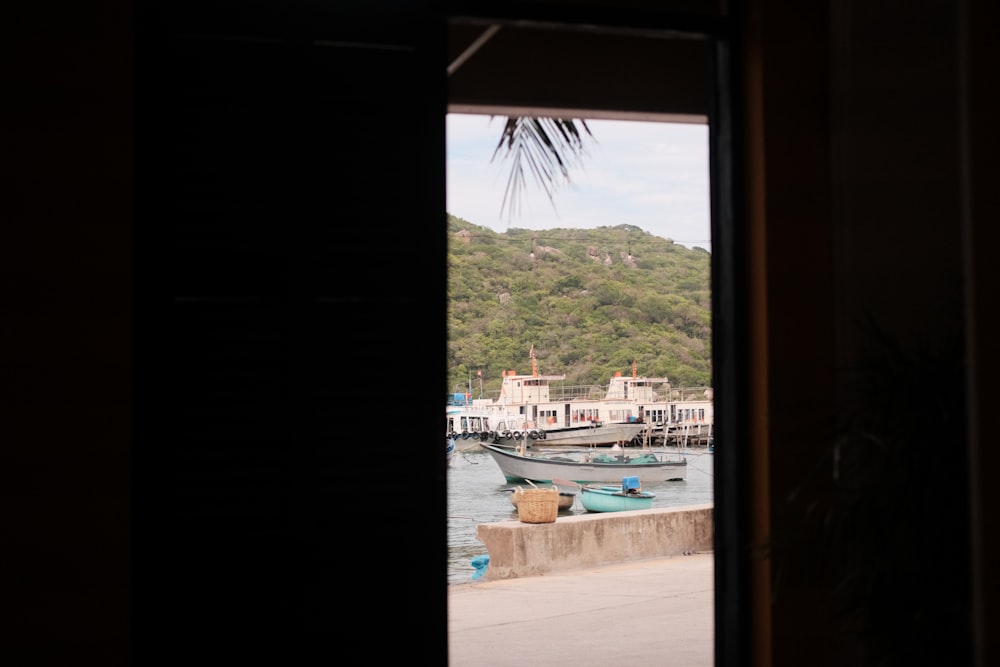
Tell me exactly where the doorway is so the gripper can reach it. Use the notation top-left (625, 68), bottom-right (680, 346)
top-left (445, 14), bottom-right (738, 663)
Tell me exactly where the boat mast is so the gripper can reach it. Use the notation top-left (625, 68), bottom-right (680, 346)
top-left (526, 345), bottom-right (536, 427)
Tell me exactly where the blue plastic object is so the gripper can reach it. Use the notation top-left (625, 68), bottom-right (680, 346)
top-left (622, 476), bottom-right (641, 491)
top-left (471, 555), bottom-right (490, 580)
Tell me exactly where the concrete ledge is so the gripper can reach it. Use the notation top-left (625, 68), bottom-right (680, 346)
top-left (476, 504), bottom-right (713, 580)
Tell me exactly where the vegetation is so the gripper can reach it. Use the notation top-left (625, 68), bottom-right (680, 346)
top-left (447, 214), bottom-right (712, 398)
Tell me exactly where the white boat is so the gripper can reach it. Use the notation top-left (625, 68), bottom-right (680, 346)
top-left (464, 348), bottom-right (710, 447)
top-left (452, 394), bottom-right (649, 448)
top-left (480, 442), bottom-right (687, 484)
top-left (446, 402), bottom-right (647, 449)
top-left (445, 404), bottom-right (539, 451)
top-left (517, 421), bottom-right (647, 448)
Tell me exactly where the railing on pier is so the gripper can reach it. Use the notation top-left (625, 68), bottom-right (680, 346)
top-left (475, 384), bottom-right (714, 404)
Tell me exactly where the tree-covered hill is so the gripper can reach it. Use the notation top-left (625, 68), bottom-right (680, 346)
top-left (447, 214), bottom-right (712, 398)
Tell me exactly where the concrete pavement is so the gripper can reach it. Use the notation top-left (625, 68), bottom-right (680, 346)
top-left (448, 552), bottom-right (714, 666)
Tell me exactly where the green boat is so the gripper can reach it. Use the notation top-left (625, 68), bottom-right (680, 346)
top-left (579, 476), bottom-right (656, 512)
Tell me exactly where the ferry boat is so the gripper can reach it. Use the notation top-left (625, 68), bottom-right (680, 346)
top-left (464, 348), bottom-right (712, 447)
top-left (445, 403), bottom-right (535, 452)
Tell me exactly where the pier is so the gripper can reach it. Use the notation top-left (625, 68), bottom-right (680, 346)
top-left (474, 504), bottom-right (714, 580)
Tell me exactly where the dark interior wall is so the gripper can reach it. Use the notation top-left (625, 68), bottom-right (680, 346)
top-left (825, 2), bottom-right (971, 664)
top-left (964, 3), bottom-right (1000, 663)
top-left (831, 2), bottom-right (964, 352)
top-left (132, 1), bottom-right (448, 663)
top-left (742, 1), bottom-right (840, 663)
top-left (751, 1), bottom-right (976, 665)
top-left (5, 2), bottom-right (133, 664)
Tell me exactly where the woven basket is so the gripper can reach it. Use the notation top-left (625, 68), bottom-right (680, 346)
top-left (515, 487), bottom-right (559, 524)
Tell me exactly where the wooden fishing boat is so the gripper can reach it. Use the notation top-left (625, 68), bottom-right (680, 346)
top-left (480, 442), bottom-right (687, 484)
top-left (579, 477), bottom-right (655, 512)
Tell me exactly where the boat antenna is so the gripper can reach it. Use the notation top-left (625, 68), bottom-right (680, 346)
top-left (530, 344), bottom-right (538, 377)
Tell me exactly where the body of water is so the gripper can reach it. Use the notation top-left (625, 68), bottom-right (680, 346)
top-left (446, 446), bottom-right (715, 585)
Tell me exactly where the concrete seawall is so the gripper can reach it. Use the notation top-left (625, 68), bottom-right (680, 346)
top-left (476, 503), bottom-right (714, 580)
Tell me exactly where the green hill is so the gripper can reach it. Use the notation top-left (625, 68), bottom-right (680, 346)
top-left (448, 214), bottom-right (712, 398)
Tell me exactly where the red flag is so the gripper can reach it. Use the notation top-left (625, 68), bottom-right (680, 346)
top-left (477, 370), bottom-right (482, 377)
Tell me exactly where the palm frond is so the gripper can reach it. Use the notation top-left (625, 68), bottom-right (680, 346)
top-left (490, 116), bottom-right (595, 222)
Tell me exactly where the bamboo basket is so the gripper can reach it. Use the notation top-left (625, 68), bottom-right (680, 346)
top-left (515, 487), bottom-right (559, 523)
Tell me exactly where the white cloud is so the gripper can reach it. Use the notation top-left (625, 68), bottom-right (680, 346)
top-left (446, 114), bottom-right (711, 250)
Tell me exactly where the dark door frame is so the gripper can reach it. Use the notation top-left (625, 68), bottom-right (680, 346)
top-left (446, 8), bottom-right (750, 665)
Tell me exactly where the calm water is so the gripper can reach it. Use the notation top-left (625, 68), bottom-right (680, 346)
top-left (446, 446), bottom-right (715, 585)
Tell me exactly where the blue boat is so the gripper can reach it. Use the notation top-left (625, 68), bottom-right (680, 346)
top-left (579, 476), bottom-right (655, 512)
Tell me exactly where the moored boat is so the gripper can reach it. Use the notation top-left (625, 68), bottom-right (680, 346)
top-left (445, 402), bottom-right (643, 449)
top-left (464, 347), bottom-right (712, 447)
top-left (446, 405), bottom-right (538, 452)
top-left (480, 442), bottom-right (687, 484)
top-left (579, 477), bottom-right (655, 512)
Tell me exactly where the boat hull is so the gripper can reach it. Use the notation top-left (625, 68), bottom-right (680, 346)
top-left (452, 432), bottom-right (488, 452)
top-left (580, 486), bottom-right (655, 512)
top-left (517, 422), bottom-right (647, 447)
top-left (453, 422), bottom-right (649, 451)
top-left (480, 443), bottom-right (687, 484)
top-left (447, 405), bottom-right (535, 452)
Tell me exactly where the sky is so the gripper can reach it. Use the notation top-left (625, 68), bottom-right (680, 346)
top-left (446, 114), bottom-right (712, 251)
